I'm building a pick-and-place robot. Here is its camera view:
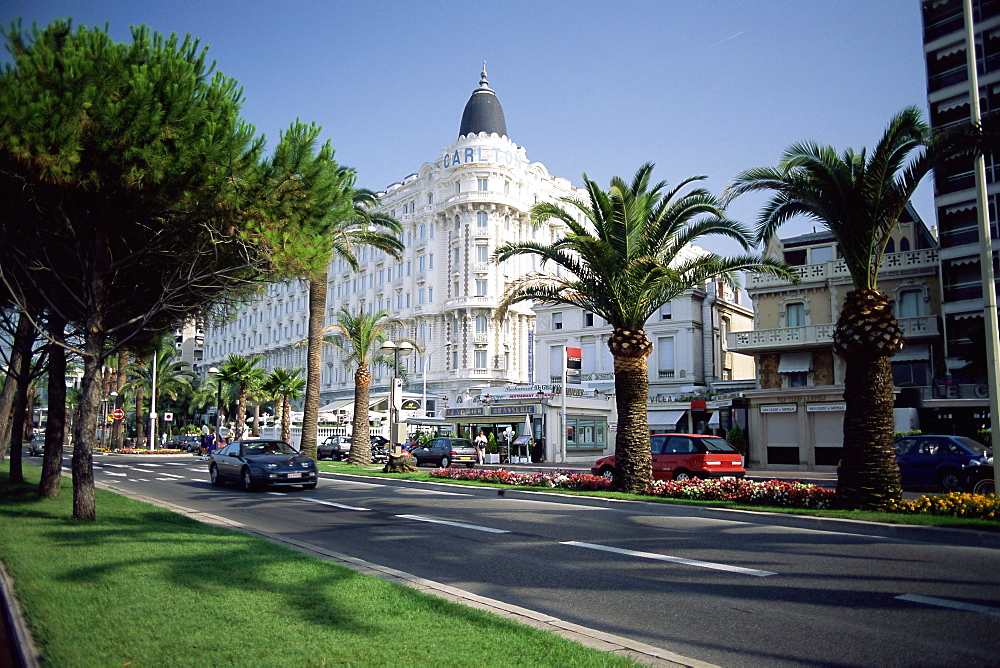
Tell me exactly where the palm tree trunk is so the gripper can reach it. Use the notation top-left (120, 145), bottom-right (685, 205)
top-left (110, 352), bottom-right (127, 449)
top-left (300, 274), bottom-right (326, 459)
top-left (39, 315), bottom-right (67, 498)
top-left (347, 365), bottom-right (373, 466)
top-left (236, 388), bottom-right (247, 440)
top-left (134, 383), bottom-right (145, 447)
top-left (609, 329), bottom-right (654, 493)
top-left (281, 395), bottom-right (291, 443)
top-left (836, 353), bottom-right (902, 508)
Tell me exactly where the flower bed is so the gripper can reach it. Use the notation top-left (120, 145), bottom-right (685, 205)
top-left (112, 448), bottom-right (185, 455)
top-left (883, 492), bottom-right (999, 521)
top-left (427, 468), bottom-right (835, 508)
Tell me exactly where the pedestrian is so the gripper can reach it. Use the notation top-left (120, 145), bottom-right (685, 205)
top-left (201, 426), bottom-right (217, 460)
top-left (474, 429), bottom-right (488, 465)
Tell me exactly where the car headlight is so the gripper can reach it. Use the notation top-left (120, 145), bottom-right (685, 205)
top-left (265, 463), bottom-right (277, 470)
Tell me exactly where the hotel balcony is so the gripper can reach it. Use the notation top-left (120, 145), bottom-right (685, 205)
top-left (728, 315), bottom-right (939, 354)
top-left (747, 248), bottom-right (939, 291)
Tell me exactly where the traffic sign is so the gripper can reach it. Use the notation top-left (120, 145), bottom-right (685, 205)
top-left (163, 412), bottom-right (173, 422)
top-left (112, 409), bottom-right (125, 420)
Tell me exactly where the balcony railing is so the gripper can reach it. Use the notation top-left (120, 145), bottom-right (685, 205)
top-left (728, 315), bottom-right (940, 352)
top-left (747, 248), bottom-right (938, 289)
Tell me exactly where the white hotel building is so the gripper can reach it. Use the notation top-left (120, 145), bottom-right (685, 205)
top-left (203, 68), bottom-right (581, 417)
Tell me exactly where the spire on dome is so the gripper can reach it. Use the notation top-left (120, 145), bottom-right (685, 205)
top-left (459, 64), bottom-right (507, 139)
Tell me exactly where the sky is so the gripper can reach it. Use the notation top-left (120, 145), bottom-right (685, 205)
top-left (3, 1), bottom-right (934, 261)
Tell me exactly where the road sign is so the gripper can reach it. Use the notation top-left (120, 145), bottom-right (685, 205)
top-left (163, 412), bottom-right (173, 422)
top-left (112, 409), bottom-right (125, 420)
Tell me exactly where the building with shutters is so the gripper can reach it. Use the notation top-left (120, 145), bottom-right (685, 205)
top-left (729, 206), bottom-right (944, 469)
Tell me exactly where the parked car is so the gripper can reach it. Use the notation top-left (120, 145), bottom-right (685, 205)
top-left (168, 434), bottom-right (202, 452)
top-left (964, 462), bottom-right (995, 495)
top-left (318, 434), bottom-right (389, 462)
top-left (28, 436), bottom-right (45, 457)
top-left (208, 439), bottom-right (317, 491)
top-left (592, 433), bottom-right (745, 481)
top-left (410, 437), bottom-right (477, 468)
top-left (893, 434), bottom-right (992, 491)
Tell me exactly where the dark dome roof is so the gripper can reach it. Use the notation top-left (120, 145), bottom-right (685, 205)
top-left (459, 65), bottom-right (507, 139)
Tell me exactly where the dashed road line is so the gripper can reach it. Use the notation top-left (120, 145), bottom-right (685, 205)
top-left (896, 594), bottom-right (1000, 617)
top-left (397, 514), bottom-right (509, 533)
top-left (301, 498), bottom-right (370, 511)
top-left (561, 541), bottom-right (778, 577)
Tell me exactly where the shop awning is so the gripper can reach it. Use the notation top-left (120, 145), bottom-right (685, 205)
top-left (647, 410), bottom-right (686, 427)
top-left (778, 352), bottom-right (813, 373)
top-left (893, 343), bottom-right (930, 362)
top-left (707, 411), bottom-right (721, 427)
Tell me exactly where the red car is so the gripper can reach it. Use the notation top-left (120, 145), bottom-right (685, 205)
top-left (592, 433), bottom-right (745, 481)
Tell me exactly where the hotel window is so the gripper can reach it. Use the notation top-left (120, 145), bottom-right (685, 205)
top-left (583, 312), bottom-right (594, 327)
top-left (897, 289), bottom-right (924, 318)
top-left (455, 182), bottom-right (461, 195)
top-left (428, 287), bottom-right (433, 302)
top-left (428, 253), bottom-right (434, 269)
top-left (477, 245), bottom-right (489, 262)
top-left (657, 337), bottom-right (675, 378)
top-left (476, 315), bottom-right (487, 332)
top-left (504, 181), bottom-right (510, 195)
top-left (454, 214), bottom-right (460, 230)
top-left (660, 302), bottom-right (672, 320)
top-left (427, 193), bottom-right (433, 205)
top-left (418, 255), bottom-right (426, 272)
top-left (477, 177), bottom-right (489, 191)
top-left (475, 279), bottom-right (487, 296)
top-left (419, 223), bottom-right (426, 239)
top-left (477, 212), bottom-right (488, 228)
top-left (786, 302), bottom-right (805, 327)
top-left (553, 312), bottom-right (563, 330)
top-left (405, 293), bottom-right (411, 308)
top-left (475, 350), bottom-right (488, 368)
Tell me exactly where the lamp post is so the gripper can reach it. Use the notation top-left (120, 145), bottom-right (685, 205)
top-left (108, 391), bottom-right (119, 448)
top-left (208, 367), bottom-right (223, 435)
top-left (380, 340), bottom-right (413, 454)
top-left (421, 341), bottom-right (451, 418)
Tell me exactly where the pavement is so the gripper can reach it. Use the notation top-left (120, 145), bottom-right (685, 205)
top-left (0, 458), bottom-right (988, 668)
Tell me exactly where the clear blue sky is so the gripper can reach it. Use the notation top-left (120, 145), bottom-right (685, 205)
top-left (4, 1), bottom-right (933, 258)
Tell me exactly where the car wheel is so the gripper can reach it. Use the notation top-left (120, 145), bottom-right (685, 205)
top-left (972, 477), bottom-right (996, 496)
top-left (939, 469), bottom-right (962, 492)
top-left (302, 482), bottom-right (317, 490)
top-left (210, 464), bottom-right (224, 487)
top-left (599, 467), bottom-right (614, 481)
top-left (673, 469), bottom-right (692, 481)
top-left (441, 456), bottom-right (451, 468)
top-left (241, 467), bottom-right (258, 492)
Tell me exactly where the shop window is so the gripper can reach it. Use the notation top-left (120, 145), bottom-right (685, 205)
top-left (565, 418), bottom-right (606, 450)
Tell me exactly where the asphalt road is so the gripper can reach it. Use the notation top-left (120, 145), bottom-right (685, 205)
top-left (47, 453), bottom-right (1000, 667)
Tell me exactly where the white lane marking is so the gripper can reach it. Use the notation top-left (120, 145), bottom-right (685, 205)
top-left (896, 594), bottom-right (1000, 617)
top-left (135, 478), bottom-right (149, 482)
top-left (561, 541), bottom-right (777, 577)
top-left (104, 464), bottom-right (129, 468)
top-left (394, 488), bottom-right (471, 496)
top-left (142, 463), bottom-right (162, 467)
top-left (397, 514), bottom-right (509, 533)
top-left (301, 498), bottom-right (370, 511)
top-left (131, 468), bottom-right (157, 473)
top-left (156, 477), bottom-right (179, 481)
top-left (105, 472), bottom-right (127, 477)
top-left (153, 472), bottom-right (183, 479)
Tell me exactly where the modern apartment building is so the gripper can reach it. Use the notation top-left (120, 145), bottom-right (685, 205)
top-left (921, 0), bottom-right (998, 430)
top-left (730, 207), bottom-right (943, 469)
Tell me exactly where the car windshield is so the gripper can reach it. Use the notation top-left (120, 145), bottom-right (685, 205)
top-left (955, 437), bottom-right (990, 456)
top-left (243, 441), bottom-right (297, 456)
top-left (699, 437), bottom-right (740, 453)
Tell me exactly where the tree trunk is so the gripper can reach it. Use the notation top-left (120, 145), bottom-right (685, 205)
top-left (300, 274), bottom-right (326, 459)
top-left (72, 326), bottom-right (105, 521)
top-left (134, 383), bottom-right (145, 447)
top-left (347, 365), bottom-right (372, 466)
top-left (836, 353), bottom-right (902, 508)
top-left (609, 328), bottom-right (653, 493)
top-left (7, 313), bottom-right (36, 484)
top-left (236, 388), bottom-right (247, 440)
top-left (110, 352), bottom-right (127, 449)
top-left (39, 316), bottom-right (67, 498)
top-left (0, 312), bottom-right (33, 461)
top-left (251, 403), bottom-right (260, 436)
top-left (281, 395), bottom-right (291, 444)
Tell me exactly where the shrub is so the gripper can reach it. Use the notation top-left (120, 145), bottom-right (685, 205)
top-left (882, 492), bottom-right (999, 521)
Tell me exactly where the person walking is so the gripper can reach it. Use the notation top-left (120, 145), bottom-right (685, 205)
top-left (201, 426), bottom-right (217, 460)
top-left (474, 429), bottom-right (488, 465)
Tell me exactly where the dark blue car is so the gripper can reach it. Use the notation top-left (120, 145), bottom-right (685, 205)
top-left (893, 435), bottom-right (991, 491)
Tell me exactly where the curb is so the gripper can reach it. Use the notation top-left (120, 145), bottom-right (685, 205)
top-left (0, 559), bottom-right (41, 668)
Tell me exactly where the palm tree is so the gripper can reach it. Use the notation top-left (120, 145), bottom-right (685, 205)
top-left (725, 107), bottom-right (930, 509)
top-left (324, 307), bottom-right (412, 466)
top-left (494, 163), bottom-right (792, 493)
top-left (262, 367), bottom-right (305, 443)
top-left (125, 346), bottom-right (194, 446)
top-left (215, 354), bottom-right (265, 441)
top-left (257, 122), bottom-right (404, 458)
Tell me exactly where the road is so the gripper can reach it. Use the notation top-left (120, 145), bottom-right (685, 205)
top-left (61, 453), bottom-right (1000, 666)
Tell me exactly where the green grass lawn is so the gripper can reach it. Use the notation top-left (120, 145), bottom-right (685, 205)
top-left (0, 462), bottom-right (633, 667)
top-left (319, 461), bottom-right (1000, 532)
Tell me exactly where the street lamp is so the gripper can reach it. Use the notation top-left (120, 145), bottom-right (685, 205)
top-left (380, 340), bottom-right (413, 454)
top-left (108, 391), bottom-right (118, 448)
top-left (421, 341), bottom-right (451, 418)
top-left (208, 367), bottom-right (223, 435)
